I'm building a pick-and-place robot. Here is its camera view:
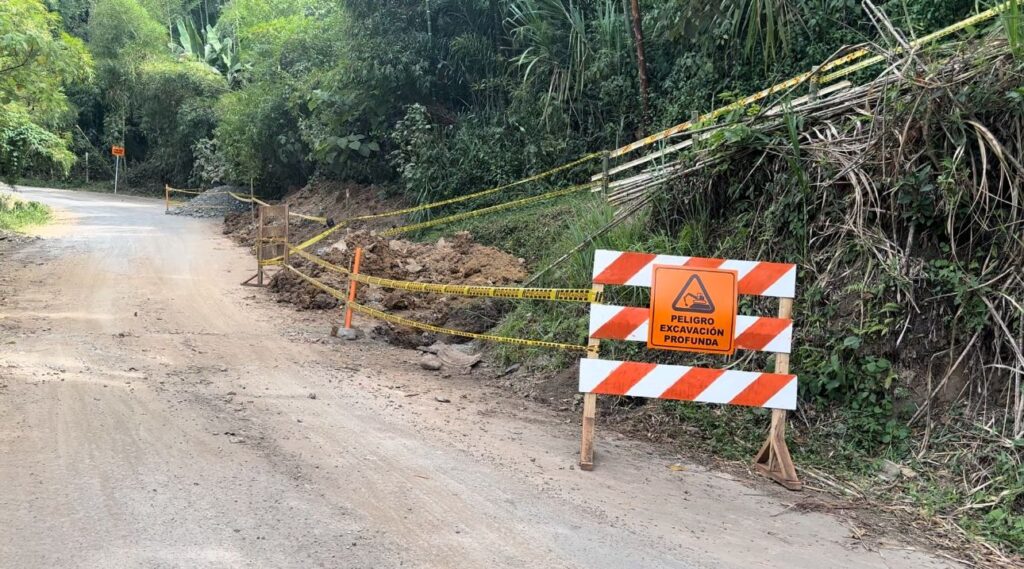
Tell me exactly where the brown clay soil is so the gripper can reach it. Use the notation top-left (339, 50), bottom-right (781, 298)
top-left (0, 185), bottom-right (964, 569)
top-left (223, 182), bottom-right (529, 348)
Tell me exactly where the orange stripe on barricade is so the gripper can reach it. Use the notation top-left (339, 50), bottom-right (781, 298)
top-left (591, 250), bottom-right (796, 298)
top-left (661, 368), bottom-right (725, 401)
top-left (592, 361), bottom-right (657, 395)
top-left (588, 305), bottom-right (793, 353)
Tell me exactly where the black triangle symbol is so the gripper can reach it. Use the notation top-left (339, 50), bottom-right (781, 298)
top-left (672, 274), bottom-right (716, 314)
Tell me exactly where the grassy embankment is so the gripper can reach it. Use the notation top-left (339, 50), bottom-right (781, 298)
top-left (0, 191), bottom-right (51, 231)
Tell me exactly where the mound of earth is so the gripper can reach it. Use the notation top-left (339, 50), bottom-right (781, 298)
top-left (167, 186), bottom-right (248, 218)
top-left (223, 181), bottom-right (409, 247)
top-left (269, 230), bottom-right (527, 347)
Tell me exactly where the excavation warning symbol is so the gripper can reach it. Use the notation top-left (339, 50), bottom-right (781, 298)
top-left (672, 274), bottom-right (716, 313)
top-left (648, 265), bottom-right (738, 355)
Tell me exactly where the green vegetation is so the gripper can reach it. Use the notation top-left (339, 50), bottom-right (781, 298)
top-left (0, 192), bottom-right (51, 231)
top-left (7, 0), bottom-right (1022, 557)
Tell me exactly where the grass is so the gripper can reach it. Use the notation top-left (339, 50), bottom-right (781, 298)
top-left (0, 191), bottom-right (51, 232)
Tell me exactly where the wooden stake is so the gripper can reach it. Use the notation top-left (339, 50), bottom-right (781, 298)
top-left (580, 283), bottom-right (604, 471)
top-left (344, 247), bottom-right (363, 329)
top-left (601, 152), bottom-right (610, 198)
top-left (164, 185), bottom-right (169, 213)
top-left (256, 205), bottom-right (266, 286)
top-left (282, 204), bottom-right (290, 268)
top-left (753, 297), bottom-right (802, 490)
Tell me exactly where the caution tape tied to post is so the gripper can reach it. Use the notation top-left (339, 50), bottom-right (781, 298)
top-left (289, 247), bottom-right (602, 304)
top-left (282, 264), bottom-right (587, 352)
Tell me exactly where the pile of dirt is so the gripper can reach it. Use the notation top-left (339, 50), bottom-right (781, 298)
top-left (269, 230), bottom-right (528, 347)
top-left (223, 181), bottom-right (409, 247)
top-left (168, 186), bottom-right (249, 218)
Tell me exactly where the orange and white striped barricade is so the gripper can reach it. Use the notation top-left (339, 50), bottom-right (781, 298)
top-left (579, 249), bottom-right (802, 490)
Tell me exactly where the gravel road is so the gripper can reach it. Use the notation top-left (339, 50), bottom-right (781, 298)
top-left (0, 186), bottom-right (957, 569)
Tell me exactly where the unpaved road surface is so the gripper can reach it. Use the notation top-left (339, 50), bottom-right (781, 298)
top-left (1, 186), bottom-right (955, 569)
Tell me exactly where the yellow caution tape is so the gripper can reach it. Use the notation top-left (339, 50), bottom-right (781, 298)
top-left (350, 152), bottom-right (603, 222)
top-left (347, 302), bottom-right (588, 351)
top-left (283, 264), bottom-right (586, 351)
top-left (820, 2), bottom-right (1011, 83)
top-left (609, 2), bottom-right (1011, 158)
top-left (165, 187), bottom-right (204, 195)
top-left (229, 152), bottom-right (599, 231)
top-left (289, 247), bottom-right (602, 303)
top-left (228, 191), bottom-right (265, 205)
top-left (226, 192), bottom-right (329, 224)
top-left (382, 180), bottom-right (600, 237)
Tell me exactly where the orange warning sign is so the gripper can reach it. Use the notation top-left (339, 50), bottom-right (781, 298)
top-left (111, 145), bottom-right (125, 157)
top-left (648, 265), bottom-right (738, 355)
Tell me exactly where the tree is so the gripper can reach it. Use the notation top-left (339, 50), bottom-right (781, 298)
top-left (0, 0), bottom-right (92, 178)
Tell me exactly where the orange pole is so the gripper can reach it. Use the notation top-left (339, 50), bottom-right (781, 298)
top-left (344, 247), bottom-right (363, 329)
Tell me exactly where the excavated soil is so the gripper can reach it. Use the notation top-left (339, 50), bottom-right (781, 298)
top-left (221, 182), bottom-right (530, 348)
top-left (269, 230), bottom-right (527, 347)
top-left (223, 181), bottom-right (409, 247)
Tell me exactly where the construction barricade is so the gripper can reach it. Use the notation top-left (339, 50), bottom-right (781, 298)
top-left (579, 249), bottom-right (801, 490)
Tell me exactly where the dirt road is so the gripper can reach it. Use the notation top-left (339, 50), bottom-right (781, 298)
top-left (0, 186), bottom-right (955, 569)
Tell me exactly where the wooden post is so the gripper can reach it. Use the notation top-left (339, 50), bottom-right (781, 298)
top-left (580, 283), bottom-right (605, 471)
top-left (601, 152), bottom-right (610, 197)
top-left (282, 204), bottom-right (290, 267)
top-left (256, 205), bottom-right (266, 286)
top-left (164, 185), bottom-right (170, 213)
top-left (85, 152), bottom-right (89, 184)
top-left (753, 297), bottom-right (802, 490)
top-left (344, 247), bottom-right (363, 329)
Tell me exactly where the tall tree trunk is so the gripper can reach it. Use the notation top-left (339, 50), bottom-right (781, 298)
top-left (628, 0), bottom-right (650, 131)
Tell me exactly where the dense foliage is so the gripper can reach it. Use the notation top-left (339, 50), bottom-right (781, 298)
top-left (7, 0), bottom-right (1021, 555)
top-left (0, 0), bottom-right (91, 179)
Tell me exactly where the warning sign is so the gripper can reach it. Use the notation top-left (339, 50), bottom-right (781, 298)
top-left (111, 145), bottom-right (125, 157)
top-left (648, 265), bottom-right (738, 355)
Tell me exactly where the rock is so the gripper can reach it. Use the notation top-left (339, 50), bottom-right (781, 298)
top-left (405, 260), bottom-right (423, 274)
top-left (308, 392), bottom-right (317, 400)
top-left (501, 363), bottom-right (521, 376)
top-left (434, 396), bottom-right (451, 403)
top-left (420, 354), bottom-right (443, 371)
top-left (338, 327), bottom-right (363, 341)
top-left (878, 459), bottom-right (902, 481)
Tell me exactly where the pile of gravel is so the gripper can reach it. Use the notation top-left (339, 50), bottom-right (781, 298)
top-left (167, 186), bottom-right (249, 218)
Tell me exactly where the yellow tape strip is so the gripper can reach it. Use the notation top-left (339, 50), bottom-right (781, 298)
top-left (227, 192), bottom-right (329, 224)
top-left (820, 2), bottom-right (1010, 83)
top-left (350, 152), bottom-right (603, 222)
top-left (283, 264), bottom-right (586, 351)
top-left (609, 2), bottom-right (1011, 158)
top-left (348, 302), bottom-right (588, 352)
top-left (382, 181), bottom-right (599, 237)
top-left (226, 152), bottom-right (598, 234)
top-left (289, 247), bottom-right (602, 303)
top-left (166, 188), bottom-right (204, 195)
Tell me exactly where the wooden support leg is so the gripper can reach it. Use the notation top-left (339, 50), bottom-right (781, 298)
top-left (753, 297), bottom-right (802, 490)
top-left (579, 283), bottom-right (604, 471)
top-left (580, 393), bottom-right (597, 470)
